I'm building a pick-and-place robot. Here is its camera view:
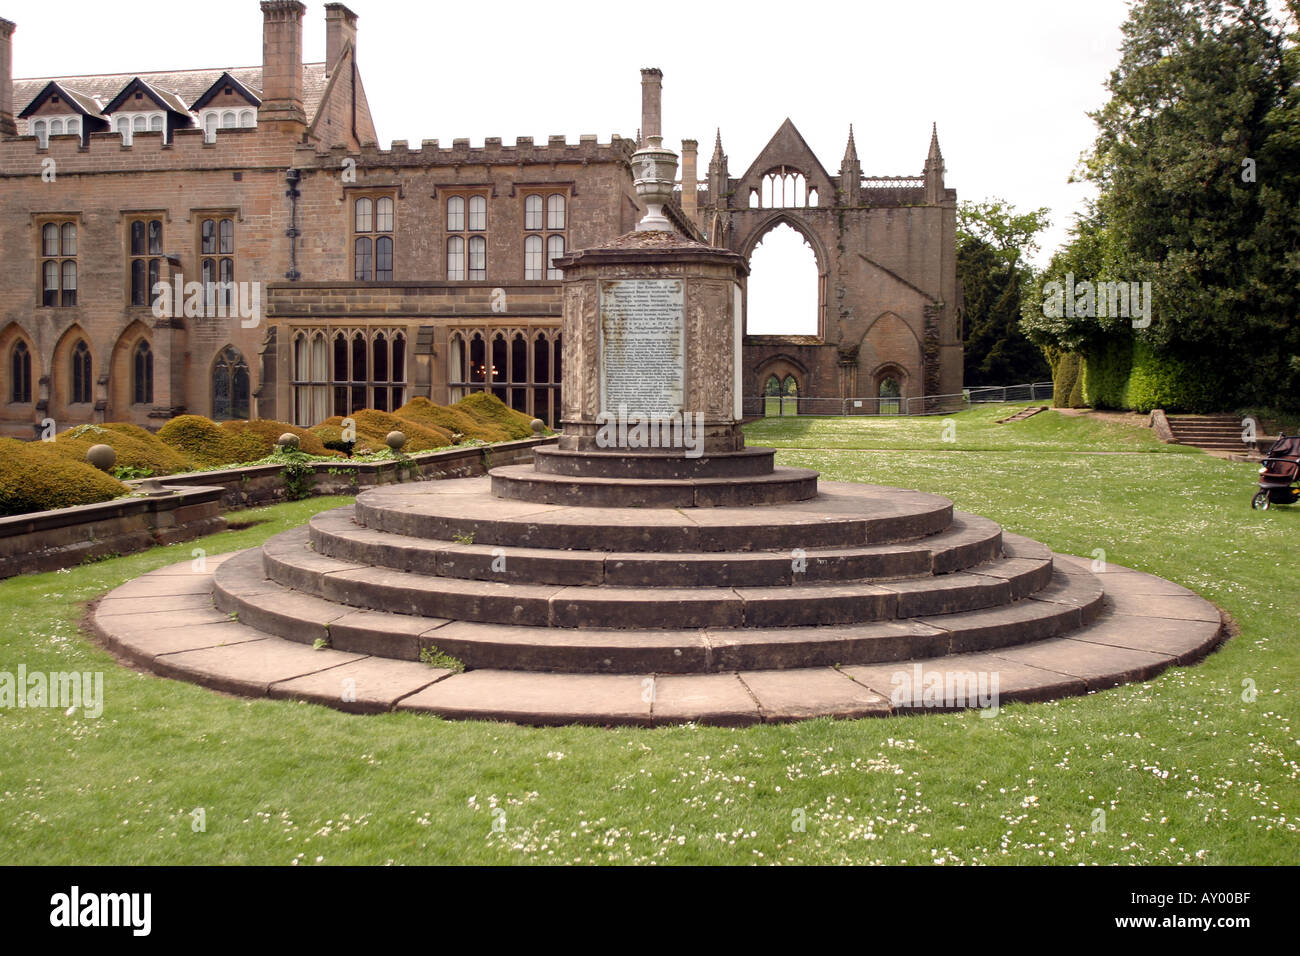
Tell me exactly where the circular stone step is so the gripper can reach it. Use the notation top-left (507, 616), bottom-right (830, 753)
top-left (307, 506), bottom-right (1005, 587)
top-left (211, 547), bottom-right (1102, 672)
top-left (353, 477), bottom-right (953, 552)
top-left (532, 446), bottom-right (778, 479)
top-left (489, 464), bottom-right (820, 507)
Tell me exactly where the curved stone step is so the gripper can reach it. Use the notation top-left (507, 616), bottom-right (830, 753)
top-left (489, 464), bottom-right (820, 508)
top-left (259, 526), bottom-right (1054, 630)
top-left (96, 553), bottom-right (1224, 724)
top-left (353, 478), bottom-right (953, 552)
top-left (213, 546), bottom-right (1093, 672)
top-left (308, 506), bottom-right (1005, 587)
top-left (532, 446), bottom-right (777, 479)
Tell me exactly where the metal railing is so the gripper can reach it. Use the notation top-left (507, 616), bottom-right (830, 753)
top-left (747, 382), bottom-right (1054, 418)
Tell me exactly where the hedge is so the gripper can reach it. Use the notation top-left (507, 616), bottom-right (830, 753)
top-left (50, 423), bottom-right (194, 477)
top-left (219, 419), bottom-right (336, 459)
top-left (1046, 348), bottom-right (1086, 409)
top-left (310, 410), bottom-right (454, 455)
top-left (0, 438), bottom-right (129, 517)
top-left (157, 415), bottom-right (267, 468)
top-left (1083, 338), bottom-right (1227, 413)
top-left (454, 392), bottom-right (540, 440)
top-left (394, 396), bottom-right (513, 443)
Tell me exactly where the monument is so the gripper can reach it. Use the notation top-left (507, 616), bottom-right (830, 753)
top-left (93, 135), bottom-right (1226, 724)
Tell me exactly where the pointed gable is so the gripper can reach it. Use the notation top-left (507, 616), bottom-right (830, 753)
top-left (18, 80), bottom-right (106, 120)
top-left (738, 118), bottom-right (835, 192)
top-left (189, 71), bottom-right (262, 113)
top-left (101, 76), bottom-right (192, 117)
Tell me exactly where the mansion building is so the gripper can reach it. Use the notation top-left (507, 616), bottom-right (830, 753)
top-left (0, 2), bottom-right (960, 438)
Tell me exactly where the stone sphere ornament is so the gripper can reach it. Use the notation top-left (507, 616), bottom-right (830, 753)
top-left (86, 444), bottom-right (116, 472)
top-left (385, 431), bottom-right (408, 451)
top-left (278, 433), bottom-right (300, 449)
top-left (530, 418), bottom-right (545, 435)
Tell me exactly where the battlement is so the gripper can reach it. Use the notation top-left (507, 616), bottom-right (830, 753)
top-left (292, 133), bottom-right (637, 171)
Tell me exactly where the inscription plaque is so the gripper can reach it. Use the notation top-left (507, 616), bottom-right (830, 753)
top-left (599, 278), bottom-right (684, 418)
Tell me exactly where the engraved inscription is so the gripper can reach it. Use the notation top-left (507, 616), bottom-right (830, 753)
top-left (600, 278), bottom-right (684, 418)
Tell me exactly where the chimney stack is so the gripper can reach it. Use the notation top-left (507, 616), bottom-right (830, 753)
top-left (325, 3), bottom-right (358, 76)
top-left (640, 68), bottom-right (662, 145)
top-left (680, 139), bottom-right (698, 224)
top-left (0, 18), bottom-right (15, 136)
top-left (259, 1), bottom-right (306, 132)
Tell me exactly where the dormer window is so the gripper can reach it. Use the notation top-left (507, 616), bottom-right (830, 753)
top-left (31, 115), bottom-right (82, 148)
top-left (201, 108), bottom-right (256, 143)
top-left (114, 112), bottom-right (164, 145)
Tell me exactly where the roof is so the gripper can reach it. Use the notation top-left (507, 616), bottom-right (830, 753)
top-left (14, 62), bottom-right (329, 118)
top-left (17, 80), bottom-right (107, 120)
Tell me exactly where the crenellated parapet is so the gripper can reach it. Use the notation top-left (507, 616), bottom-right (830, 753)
top-left (290, 133), bottom-right (636, 173)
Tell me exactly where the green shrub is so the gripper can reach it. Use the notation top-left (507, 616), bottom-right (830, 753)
top-left (157, 415), bottom-right (265, 468)
top-left (1081, 338), bottom-right (1230, 413)
top-left (1048, 350), bottom-right (1085, 408)
top-left (394, 396), bottom-right (512, 443)
top-left (0, 439), bottom-right (129, 517)
top-left (50, 423), bottom-right (195, 476)
top-left (310, 411), bottom-right (453, 455)
top-left (454, 391), bottom-right (542, 440)
top-left (1081, 338), bottom-right (1132, 409)
top-left (219, 419), bottom-right (336, 459)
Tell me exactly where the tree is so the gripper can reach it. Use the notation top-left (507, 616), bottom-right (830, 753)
top-left (956, 199), bottom-right (1052, 386)
top-left (1078, 0), bottom-right (1300, 407)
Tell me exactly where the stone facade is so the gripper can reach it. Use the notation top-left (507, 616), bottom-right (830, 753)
top-left (0, 3), bottom-right (958, 439)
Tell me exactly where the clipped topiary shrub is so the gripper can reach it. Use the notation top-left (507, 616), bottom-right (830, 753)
top-left (1049, 350), bottom-right (1085, 408)
top-left (394, 396), bottom-right (512, 443)
top-left (49, 423), bottom-right (195, 477)
top-left (0, 438), bottom-right (129, 517)
top-left (1082, 339), bottom-right (1133, 410)
top-left (454, 391), bottom-right (543, 440)
top-left (219, 419), bottom-right (337, 459)
top-left (1122, 340), bottom-right (1226, 413)
top-left (310, 411), bottom-right (453, 455)
top-left (157, 415), bottom-right (265, 468)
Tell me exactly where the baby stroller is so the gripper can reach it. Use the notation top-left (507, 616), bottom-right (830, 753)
top-left (1252, 434), bottom-right (1300, 510)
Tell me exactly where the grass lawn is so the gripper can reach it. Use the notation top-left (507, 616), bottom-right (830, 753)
top-left (0, 405), bottom-right (1295, 865)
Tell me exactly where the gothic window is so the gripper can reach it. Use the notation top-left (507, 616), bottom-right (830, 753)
top-left (199, 217), bottom-right (236, 312)
top-left (523, 192), bottom-right (567, 280)
top-left (292, 327), bottom-right (407, 423)
top-left (524, 235), bottom-right (544, 280)
top-left (447, 327), bottom-right (562, 426)
top-left (546, 235), bottom-right (565, 280)
top-left (10, 340), bottom-right (31, 403)
top-left (447, 236), bottom-right (465, 281)
top-left (446, 192), bottom-right (489, 279)
top-left (761, 168), bottom-right (807, 208)
top-left (133, 340), bottom-right (153, 405)
top-left (71, 339), bottom-right (92, 404)
top-left (212, 345), bottom-right (250, 421)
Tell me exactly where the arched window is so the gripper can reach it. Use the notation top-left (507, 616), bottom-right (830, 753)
top-left (524, 235), bottom-right (543, 280)
top-left (468, 195), bottom-right (486, 231)
top-left (149, 115), bottom-right (163, 132)
top-left (446, 196), bottom-right (465, 231)
top-left (375, 236), bottom-right (393, 281)
top-left (133, 115), bottom-right (146, 132)
top-left (66, 118), bottom-right (79, 136)
top-left (761, 168), bottom-right (806, 208)
top-left (62, 223), bottom-right (77, 256)
top-left (545, 235), bottom-right (564, 279)
top-left (878, 375), bottom-right (901, 415)
top-left (212, 346), bottom-right (249, 421)
top-left (10, 340), bottom-right (31, 403)
top-left (354, 236), bottom-right (373, 281)
top-left (61, 260), bottom-right (78, 307)
top-left (42, 223), bottom-right (59, 257)
top-left (746, 223), bottom-right (819, 335)
top-left (116, 116), bottom-right (129, 143)
top-left (220, 111), bottom-right (236, 129)
top-left (41, 222), bottom-right (77, 307)
top-left (447, 236), bottom-right (465, 280)
top-left (219, 219), bottom-right (234, 253)
top-left (238, 110), bottom-right (255, 128)
top-left (764, 374), bottom-right (782, 396)
top-left (546, 194), bottom-right (565, 230)
top-left (808, 188), bottom-right (819, 207)
top-left (292, 333), bottom-right (328, 425)
top-left (375, 197), bottom-right (393, 232)
top-left (524, 195), bottom-right (543, 231)
top-left (133, 340), bottom-right (153, 405)
top-left (468, 236), bottom-right (486, 280)
top-left (49, 118), bottom-right (63, 135)
top-left (749, 189), bottom-right (759, 208)
top-left (33, 119), bottom-right (47, 148)
top-left (204, 113), bottom-right (217, 142)
top-left (71, 339), bottom-right (92, 404)
top-left (354, 197), bottom-right (373, 233)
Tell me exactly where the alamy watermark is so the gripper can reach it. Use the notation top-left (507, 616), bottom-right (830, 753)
top-left (151, 273), bottom-right (262, 328)
top-left (890, 663), bottom-right (1000, 717)
top-left (0, 666), bottom-right (103, 717)
top-left (1042, 272), bottom-right (1152, 329)
top-left (594, 404), bottom-right (704, 458)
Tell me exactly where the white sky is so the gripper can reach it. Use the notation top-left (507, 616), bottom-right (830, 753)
top-left (8, 0), bottom-right (1187, 331)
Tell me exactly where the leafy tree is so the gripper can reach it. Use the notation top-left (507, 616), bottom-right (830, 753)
top-left (956, 199), bottom-right (1051, 385)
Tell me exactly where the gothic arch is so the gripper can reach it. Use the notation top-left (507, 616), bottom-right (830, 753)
top-left (858, 312), bottom-right (923, 399)
top-left (740, 212), bottom-right (829, 338)
top-left (0, 323), bottom-right (40, 408)
top-left (108, 319), bottom-right (153, 420)
top-left (49, 323), bottom-right (96, 422)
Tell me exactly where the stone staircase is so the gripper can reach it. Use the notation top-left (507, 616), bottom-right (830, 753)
top-left (1166, 414), bottom-right (1255, 453)
top-left (92, 447), bottom-right (1227, 724)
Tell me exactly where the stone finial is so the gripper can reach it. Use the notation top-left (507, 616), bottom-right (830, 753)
top-left (385, 431), bottom-right (407, 451)
top-left (277, 432), bottom-right (300, 449)
top-left (86, 444), bottom-right (116, 472)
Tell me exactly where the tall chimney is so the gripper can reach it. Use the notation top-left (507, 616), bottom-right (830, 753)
top-left (0, 18), bottom-right (15, 136)
top-left (640, 68), bottom-right (662, 145)
top-left (325, 3), bottom-right (358, 75)
top-left (259, 1), bottom-right (306, 132)
top-left (680, 139), bottom-right (698, 224)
